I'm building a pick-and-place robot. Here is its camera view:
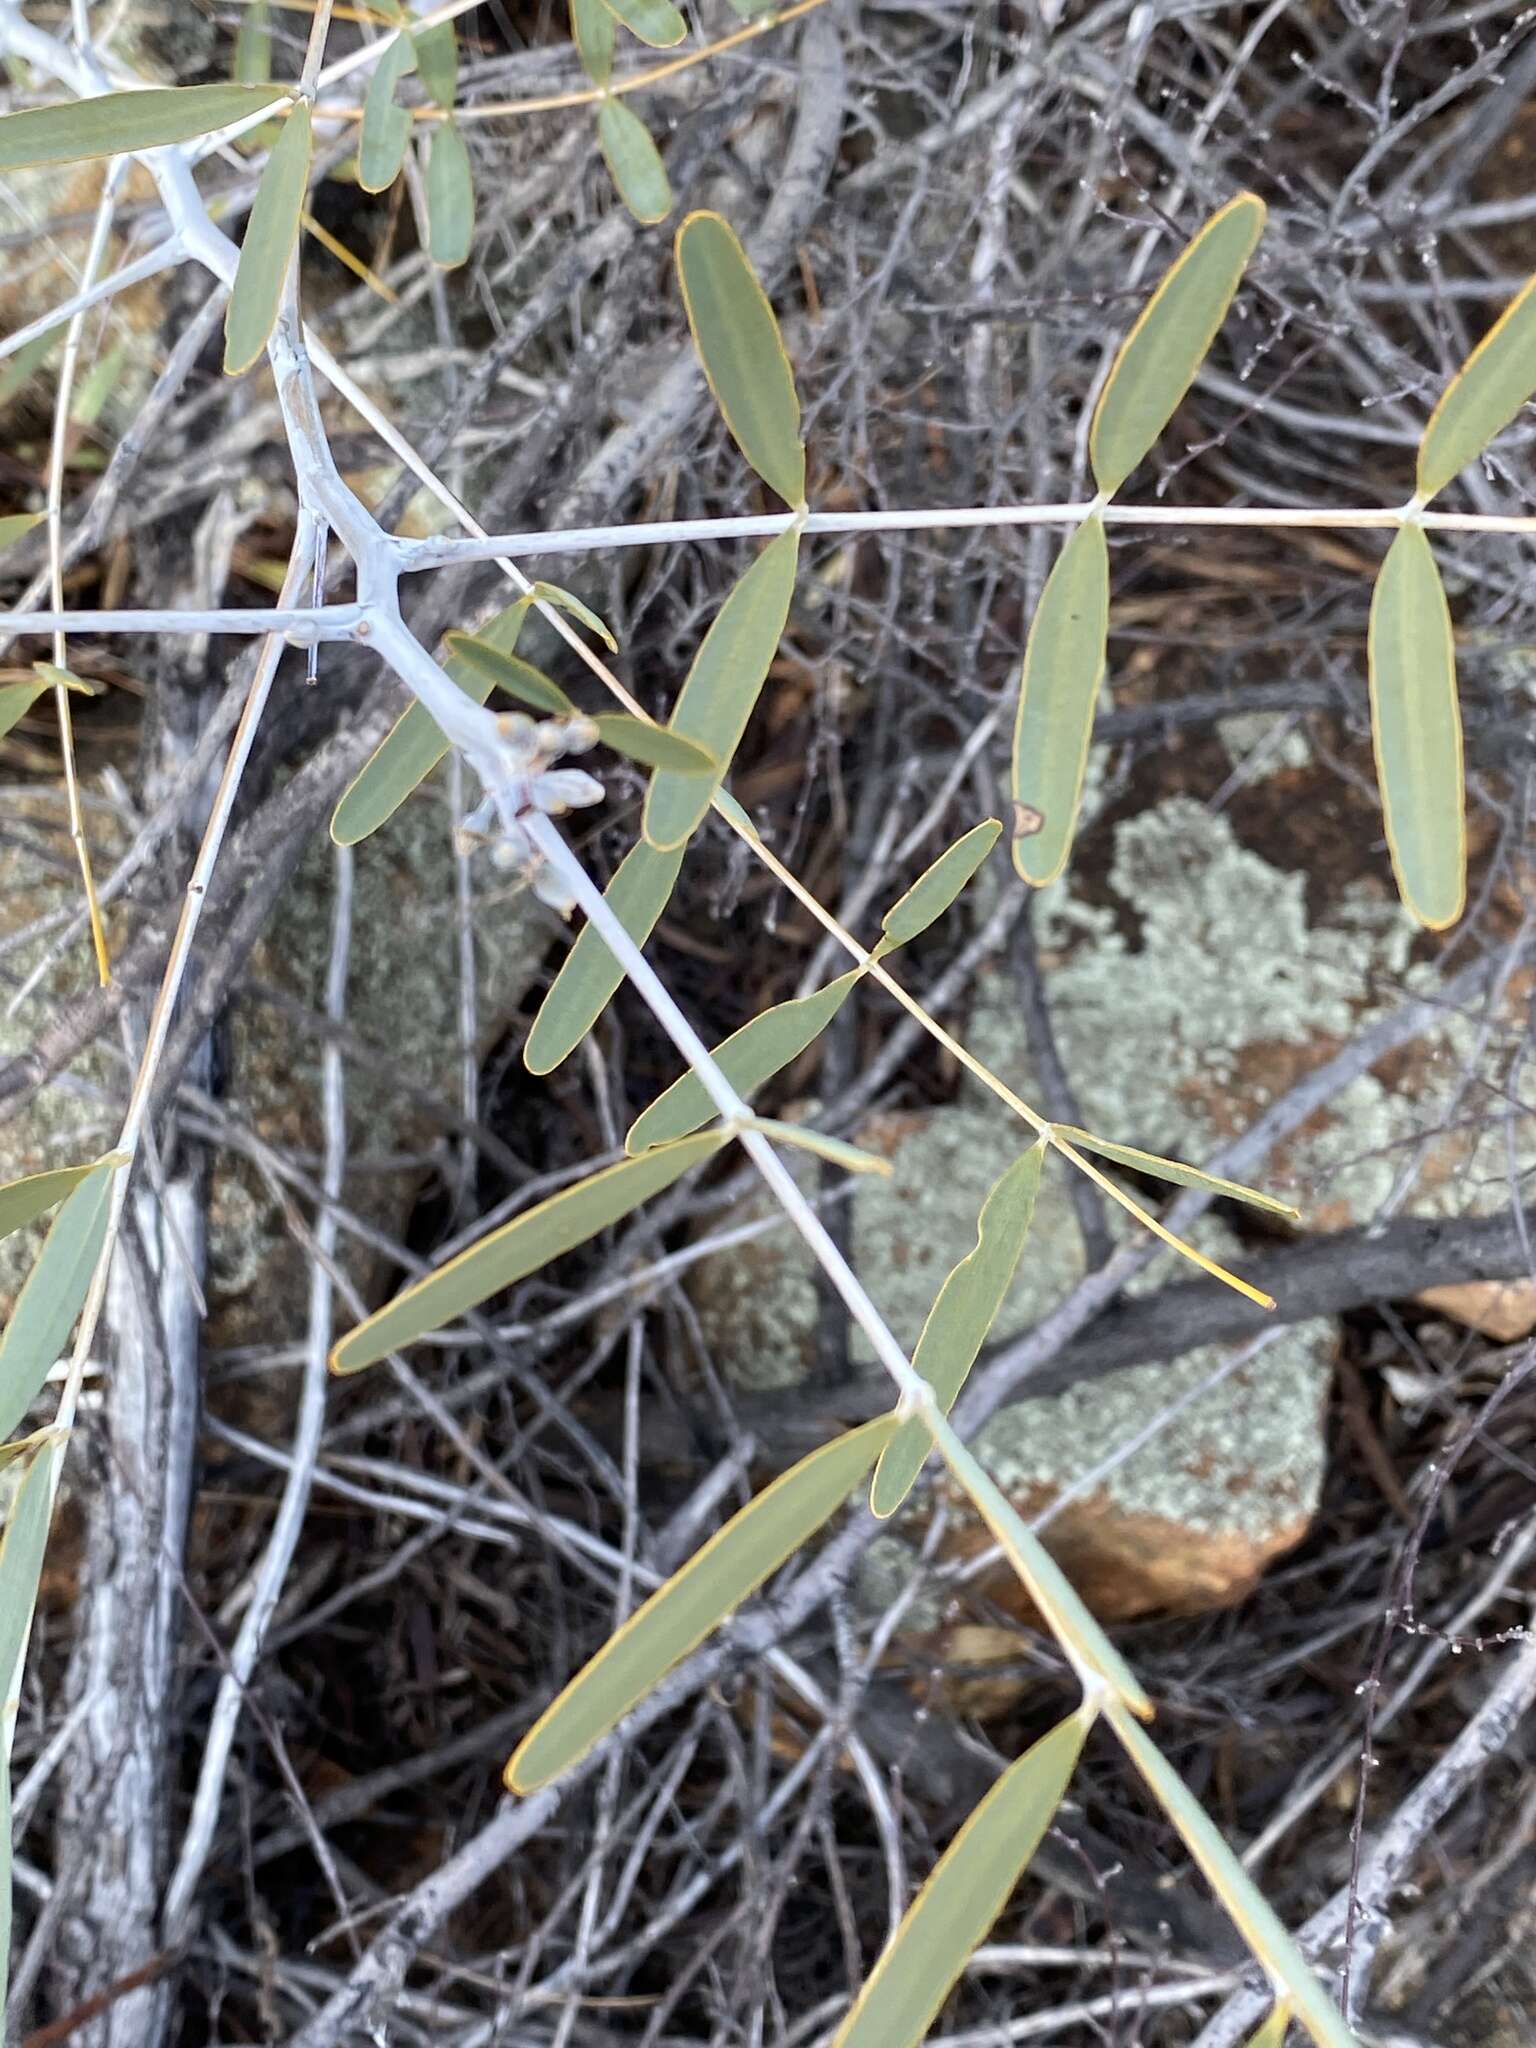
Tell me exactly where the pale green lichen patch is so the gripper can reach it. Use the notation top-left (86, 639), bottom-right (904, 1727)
top-left (966, 795), bottom-right (1534, 1230)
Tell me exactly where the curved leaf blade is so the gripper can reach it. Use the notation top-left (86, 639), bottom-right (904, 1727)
top-left (0, 1157), bottom-right (122, 1243)
top-left (597, 100), bottom-right (672, 225)
top-left (0, 679), bottom-right (52, 745)
top-left (872, 1141), bottom-right (1044, 1519)
top-left (0, 1158), bottom-right (120, 1442)
top-left (524, 839), bottom-right (687, 1074)
top-left (1048, 1127), bottom-right (1300, 1220)
top-left (642, 525), bottom-right (799, 851)
top-left (1107, 1703), bottom-right (1360, 2048)
top-left (523, 581), bottom-right (618, 652)
top-left (224, 100), bottom-right (312, 375)
top-left (0, 1449), bottom-right (55, 2012)
top-left (831, 1713), bottom-right (1089, 2048)
top-left (1090, 193), bottom-right (1266, 496)
top-left (592, 714), bottom-right (712, 775)
top-left (412, 20), bottom-right (459, 110)
top-left (448, 632), bottom-right (576, 716)
top-left (1009, 514), bottom-right (1109, 886)
top-left (571, 0), bottom-right (616, 83)
top-left (332, 1132), bottom-right (725, 1375)
top-left (507, 1415), bottom-right (898, 1792)
top-left (0, 84), bottom-right (290, 172)
top-left (601, 0), bottom-right (687, 45)
top-left (626, 969), bottom-right (861, 1154)
top-left (1418, 272), bottom-right (1536, 501)
top-left (1367, 523), bottom-right (1465, 930)
top-left (359, 32), bottom-right (416, 193)
top-left (676, 211), bottom-right (804, 507)
top-left (874, 820), bottom-right (1002, 957)
top-left (1245, 2009), bottom-right (1293, 2048)
top-left (745, 1117), bottom-right (893, 1177)
top-left (426, 119), bottom-right (474, 269)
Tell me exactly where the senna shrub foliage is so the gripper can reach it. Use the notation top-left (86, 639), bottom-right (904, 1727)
top-left (0, 5), bottom-right (1531, 2042)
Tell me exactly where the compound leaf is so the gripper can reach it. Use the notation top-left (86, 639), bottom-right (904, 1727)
top-left (1049, 1127), bottom-right (1300, 1220)
top-left (1090, 193), bottom-right (1266, 496)
top-left (0, 1157), bottom-right (120, 1443)
top-left (1418, 272), bottom-right (1536, 500)
top-left (507, 1415), bottom-right (898, 1791)
top-left (1010, 514), bottom-right (1109, 887)
top-left (1367, 523), bottom-right (1465, 930)
top-left (224, 99), bottom-right (312, 375)
top-left (831, 1714), bottom-right (1089, 2048)
top-left (597, 100), bottom-right (672, 225)
top-left (0, 84), bottom-right (290, 171)
top-left (642, 525), bottom-right (799, 851)
top-left (626, 969), bottom-right (861, 1154)
top-left (525, 838), bottom-right (687, 1073)
top-left (874, 820), bottom-right (1002, 957)
top-left (676, 210), bottom-right (804, 507)
top-left (426, 119), bottom-right (473, 269)
top-left (331, 1132), bottom-right (726, 1375)
top-left (872, 1141), bottom-right (1044, 1518)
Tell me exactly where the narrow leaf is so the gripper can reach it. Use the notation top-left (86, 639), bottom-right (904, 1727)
top-left (874, 820), bottom-right (1002, 957)
top-left (447, 632), bottom-right (576, 716)
top-left (601, 0), bottom-right (687, 45)
top-left (522, 580), bottom-right (618, 651)
top-left (359, 31), bottom-right (416, 193)
top-left (571, 0), bottom-right (616, 83)
top-left (0, 1449), bottom-right (54, 2012)
top-left (1090, 193), bottom-right (1267, 496)
top-left (832, 1714), bottom-right (1089, 2048)
top-left (331, 1133), bottom-right (725, 1374)
top-left (0, 325), bottom-right (65, 409)
top-left (507, 1416), bottom-right (898, 1791)
top-left (1049, 1127), bottom-right (1300, 1220)
top-left (744, 1117), bottom-right (893, 1177)
top-left (1107, 1703), bottom-right (1360, 2048)
top-left (426, 120), bottom-right (474, 269)
top-left (872, 1142), bottom-right (1044, 1519)
top-left (1010, 514), bottom-right (1110, 886)
top-left (0, 1159), bottom-right (120, 1442)
top-left (0, 84), bottom-right (290, 172)
top-left (1367, 523), bottom-right (1465, 930)
top-left (31, 663), bottom-right (96, 696)
top-left (676, 211), bottom-right (804, 507)
top-left (525, 838), bottom-right (687, 1074)
top-left (412, 20), bottom-right (458, 110)
top-left (593, 714), bottom-right (712, 775)
top-left (0, 513), bottom-right (43, 555)
top-left (0, 679), bottom-right (52, 744)
top-left (1419, 272), bottom-right (1536, 500)
top-left (234, 0), bottom-right (273, 84)
top-left (0, 1156), bottom-right (122, 1243)
top-left (224, 101), bottom-right (312, 376)
top-left (598, 100), bottom-right (672, 226)
top-left (626, 969), bottom-right (860, 1154)
top-left (936, 1424), bottom-right (1154, 1719)
top-left (642, 525), bottom-right (799, 850)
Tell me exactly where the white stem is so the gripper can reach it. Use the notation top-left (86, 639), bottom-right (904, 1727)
top-left (397, 495), bottom-right (1536, 568)
top-left (0, 604), bottom-right (369, 638)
